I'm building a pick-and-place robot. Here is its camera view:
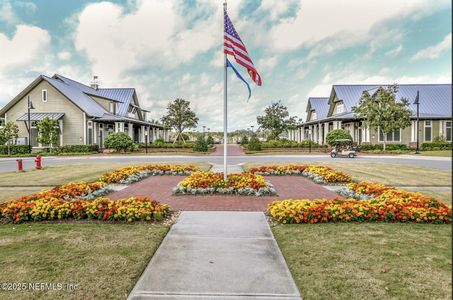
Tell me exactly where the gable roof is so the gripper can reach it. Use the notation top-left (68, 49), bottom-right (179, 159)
top-left (0, 74), bottom-right (143, 120)
top-left (307, 97), bottom-right (329, 121)
top-left (331, 84), bottom-right (452, 117)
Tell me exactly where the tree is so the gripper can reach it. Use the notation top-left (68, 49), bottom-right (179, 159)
top-left (326, 129), bottom-right (353, 147)
top-left (352, 85), bottom-right (412, 151)
top-left (241, 135), bottom-right (249, 145)
top-left (193, 135), bottom-right (208, 152)
top-left (206, 135), bottom-right (214, 146)
top-left (0, 121), bottom-right (19, 155)
top-left (104, 132), bottom-right (134, 152)
top-left (161, 98), bottom-right (199, 143)
top-left (36, 118), bottom-right (59, 152)
top-left (257, 101), bottom-right (298, 140)
top-left (247, 134), bottom-right (262, 151)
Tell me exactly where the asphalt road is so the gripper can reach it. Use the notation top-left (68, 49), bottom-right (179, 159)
top-left (0, 153), bottom-right (450, 172)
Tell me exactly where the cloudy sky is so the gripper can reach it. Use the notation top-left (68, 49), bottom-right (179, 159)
top-left (0, 0), bottom-right (451, 131)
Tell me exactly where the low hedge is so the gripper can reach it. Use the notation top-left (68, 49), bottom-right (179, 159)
top-left (421, 142), bottom-right (451, 151)
top-left (58, 145), bottom-right (100, 153)
top-left (0, 145), bottom-right (31, 155)
top-left (258, 139), bottom-right (327, 149)
top-left (138, 142), bottom-right (195, 149)
top-left (358, 144), bottom-right (410, 151)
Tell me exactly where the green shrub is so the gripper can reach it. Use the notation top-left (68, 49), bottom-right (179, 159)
top-left (139, 142), bottom-right (194, 148)
top-left (0, 145), bottom-right (31, 155)
top-left (358, 144), bottom-right (410, 151)
top-left (153, 138), bottom-right (165, 145)
top-left (326, 129), bottom-right (353, 146)
top-left (104, 132), bottom-right (134, 152)
top-left (58, 145), bottom-right (99, 153)
top-left (193, 136), bottom-right (208, 152)
top-left (241, 135), bottom-right (249, 145)
top-left (206, 135), bottom-right (214, 146)
top-left (299, 140), bottom-right (326, 148)
top-left (248, 134), bottom-right (262, 151)
top-left (421, 141), bottom-right (451, 151)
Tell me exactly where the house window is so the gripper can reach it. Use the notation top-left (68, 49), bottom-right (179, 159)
top-left (424, 121), bottom-right (432, 142)
top-left (109, 102), bottom-right (115, 114)
top-left (42, 89), bottom-right (48, 102)
top-left (311, 112), bottom-right (317, 120)
top-left (445, 121), bottom-right (452, 141)
top-left (379, 128), bottom-right (401, 142)
top-left (336, 102), bottom-right (345, 114)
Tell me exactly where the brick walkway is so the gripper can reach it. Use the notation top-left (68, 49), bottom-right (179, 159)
top-left (211, 144), bottom-right (245, 156)
top-left (109, 176), bottom-right (340, 211)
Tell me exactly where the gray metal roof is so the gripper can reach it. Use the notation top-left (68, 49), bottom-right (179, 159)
top-left (17, 112), bottom-right (65, 121)
top-left (96, 88), bottom-right (135, 117)
top-left (332, 84), bottom-right (452, 117)
top-left (42, 76), bottom-right (108, 118)
top-left (54, 74), bottom-right (136, 118)
top-left (308, 97), bottom-right (329, 119)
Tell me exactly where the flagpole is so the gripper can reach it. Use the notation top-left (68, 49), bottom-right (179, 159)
top-left (223, 0), bottom-right (228, 180)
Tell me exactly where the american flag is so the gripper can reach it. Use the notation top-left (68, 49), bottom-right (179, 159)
top-left (224, 9), bottom-right (262, 86)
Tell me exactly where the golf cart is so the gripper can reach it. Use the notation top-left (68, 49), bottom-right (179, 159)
top-left (330, 139), bottom-right (357, 158)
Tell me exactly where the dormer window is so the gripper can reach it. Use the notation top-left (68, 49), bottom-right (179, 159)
top-left (42, 89), bottom-right (48, 102)
top-left (311, 112), bottom-right (317, 120)
top-left (109, 102), bottom-right (116, 114)
top-left (336, 102), bottom-right (345, 114)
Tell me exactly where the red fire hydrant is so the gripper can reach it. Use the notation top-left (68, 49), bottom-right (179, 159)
top-left (16, 159), bottom-right (24, 172)
top-left (35, 154), bottom-right (42, 170)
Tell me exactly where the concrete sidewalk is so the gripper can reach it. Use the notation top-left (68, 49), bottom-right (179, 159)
top-left (128, 211), bottom-right (301, 299)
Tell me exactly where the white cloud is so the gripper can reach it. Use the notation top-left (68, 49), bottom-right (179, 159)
top-left (268, 0), bottom-right (449, 53)
top-left (259, 0), bottom-right (297, 21)
top-left (257, 56), bottom-right (278, 72)
top-left (57, 51), bottom-right (72, 61)
top-left (73, 0), bottom-right (239, 81)
top-left (385, 44), bottom-right (403, 57)
top-left (0, 25), bottom-right (51, 72)
top-left (0, 1), bottom-right (18, 25)
top-left (411, 33), bottom-right (452, 61)
top-left (16, 1), bottom-right (37, 13)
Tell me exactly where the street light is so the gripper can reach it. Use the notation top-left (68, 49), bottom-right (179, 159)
top-left (144, 129), bottom-right (148, 154)
top-left (251, 125), bottom-right (254, 133)
top-left (27, 96), bottom-right (34, 151)
top-left (202, 125), bottom-right (206, 135)
top-left (414, 90), bottom-right (420, 154)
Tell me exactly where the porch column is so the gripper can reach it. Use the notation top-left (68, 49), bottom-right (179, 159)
top-left (318, 124), bottom-right (322, 144)
top-left (58, 119), bottom-right (64, 146)
top-left (115, 122), bottom-right (119, 132)
top-left (323, 123), bottom-right (329, 144)
top-left (410, 120), bottom-right (416, 142)
top-left (128, 123), bottom-right (133, 139)
top-left (299, 127), bottom-right (304, 141)
top-left (93, 122), bottom-right (97, 144)
top-left (141, 126), bottom-right (145, 143)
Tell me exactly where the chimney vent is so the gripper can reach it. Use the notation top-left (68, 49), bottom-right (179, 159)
top-left (90, 75), bottom-right (99, 90)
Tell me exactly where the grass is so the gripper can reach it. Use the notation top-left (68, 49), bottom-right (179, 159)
top-left (411, 189), bottom-right (451, 205)
top-left (0, 162), bottom-right (211, 187)
top-left (418, 150), bottom-right (452, 157)
top-left (242, 162), bottom-right (451, 187)
top-left (273, 223), bottom-right (451, 300)
top-left (0, 189), bottom-right (41, 203)
top-left (0, 224), bottom-right (169, 300)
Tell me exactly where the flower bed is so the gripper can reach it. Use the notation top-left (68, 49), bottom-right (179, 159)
top-left (0, 196), bottom-right (170, 224)
top-left (247, 165), bottom-right (352, 184)
top-left (337, 182), bottom-right (434, 202)
top-left (267, 197), bottom-right (451, 224)
top-left (99, 164), bottom-right (200, 184)
top-left (173, 172), bottom-right (277, 196)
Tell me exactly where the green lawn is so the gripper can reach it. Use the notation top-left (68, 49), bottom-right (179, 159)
top-left (411, 189), bottom-right (451, 205)
top-left (243, 162), bottom-right (451, 187)
top-left (273, 223), bottom-right (451, 300)
top-left (418, 150), bottom-right (452, 157)
top-left (0, 224), bottom-right (168, 300)
top-left (0, 162), bottom-right (211, 187)
top-left (0, 189), bottom-right (42, 203)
